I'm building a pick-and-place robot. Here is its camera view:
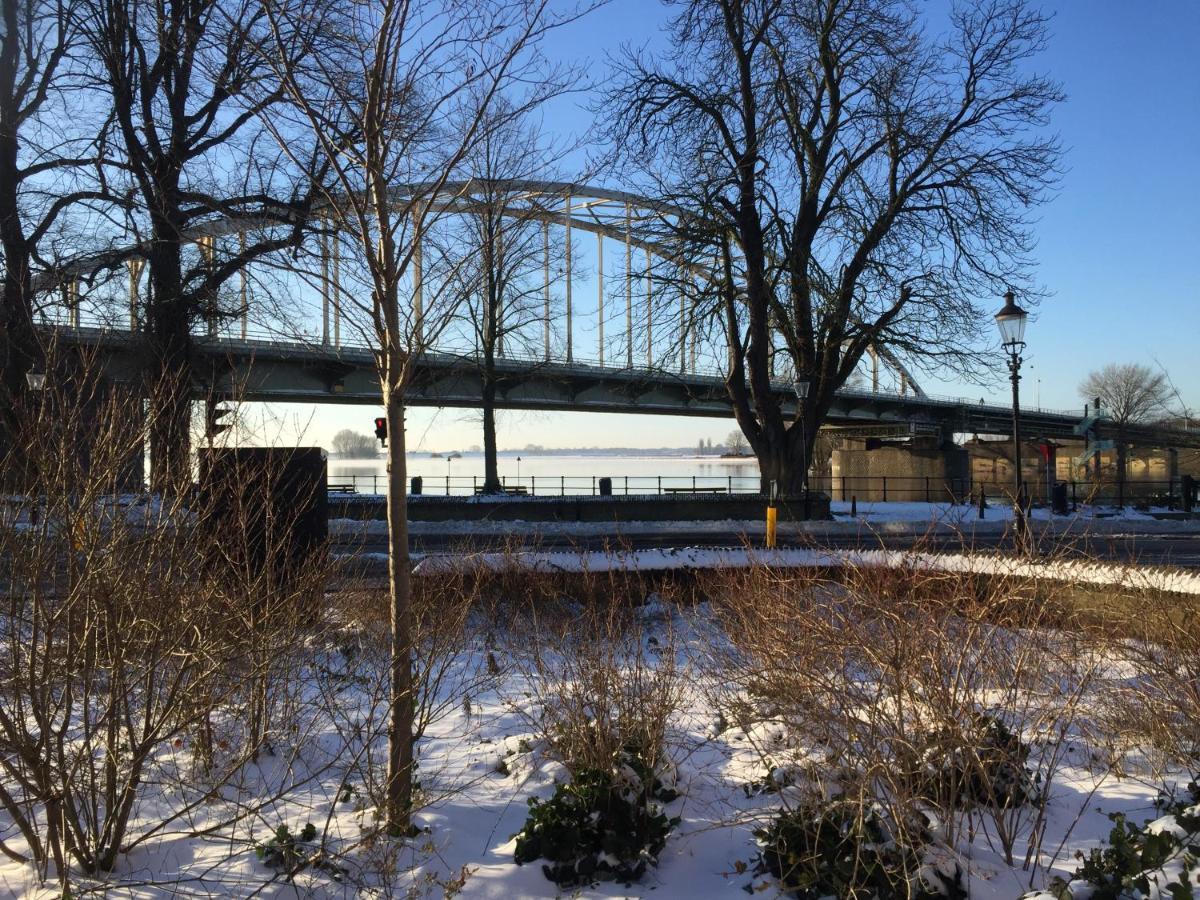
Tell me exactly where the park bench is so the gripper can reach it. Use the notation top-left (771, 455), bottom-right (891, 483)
top-left (327, 482), bottom-right (358, 494)
top-left (662, 486), bottom-right (727, 494)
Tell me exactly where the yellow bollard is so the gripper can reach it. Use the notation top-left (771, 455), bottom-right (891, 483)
top-left (765, 505), bottom-right (777, 549)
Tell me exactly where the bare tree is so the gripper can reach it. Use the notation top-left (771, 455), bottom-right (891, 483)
top-left (331, 428), bottom-right (378, 458)
top-left (0, 0), bottom-right (109, 478)
top-left (259, 0), bottom-right (582, 830)
top-left (606, 0), bottom-right (1062, 498)
top-left (725, 429), bottom-right (747, 456)
top-left (77, 0), bottom-right (326, 493)
top-left (438, 106), bottom-right (575, 492)
top-left (1079, 362), bottom-right (1170, 507)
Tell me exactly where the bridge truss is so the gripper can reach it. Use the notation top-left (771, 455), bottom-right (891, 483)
top-left (40, 180), bottom-right (927, 399)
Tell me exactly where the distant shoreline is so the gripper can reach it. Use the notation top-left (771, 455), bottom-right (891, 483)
top-left (331, 449), bottom-right (749, 459)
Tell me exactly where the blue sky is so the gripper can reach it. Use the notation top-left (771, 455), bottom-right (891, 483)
top-left (283, 0), bottom-right (1200, 452)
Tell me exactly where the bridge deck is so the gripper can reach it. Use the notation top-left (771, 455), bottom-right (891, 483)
top-left (51, 325), bottom-right (1200, 447)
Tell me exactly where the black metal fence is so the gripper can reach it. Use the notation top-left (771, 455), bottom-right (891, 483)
top-left (326, 473), bottom-right (765, 497)
top-left (325, 471), bottom-right (1193, 509)
top-left (817, 475), bottom-right (1184, 507)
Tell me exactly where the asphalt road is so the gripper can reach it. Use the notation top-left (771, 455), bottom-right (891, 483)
top-left (334, 529), bottom-right (1200, 570)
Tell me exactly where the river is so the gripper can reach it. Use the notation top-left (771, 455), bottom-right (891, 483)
top-left (328, 452), bottom-right (762, 495)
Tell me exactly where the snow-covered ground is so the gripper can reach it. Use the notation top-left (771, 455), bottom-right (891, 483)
top-left (2, 588), bottom-right (1196, 898)
top-left (408, 545), bottom-right (1200, 596)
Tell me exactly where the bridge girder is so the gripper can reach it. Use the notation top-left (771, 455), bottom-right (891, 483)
top-left (52, 326), bottom-right (1200, 450)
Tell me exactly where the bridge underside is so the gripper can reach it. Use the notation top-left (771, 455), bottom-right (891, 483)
top-left (70, 330), bottom-right (965, 429)
top-left (65, 329), bottom-right (1200, 448)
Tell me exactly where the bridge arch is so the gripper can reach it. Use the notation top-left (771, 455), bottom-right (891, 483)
top-left (38, 179), bottom-right (924, 397)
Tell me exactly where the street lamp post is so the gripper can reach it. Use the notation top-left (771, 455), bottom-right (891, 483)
top-left (26, 366), bottom-right (46, 392)
top-left (794, 375), bottom-right (810, 515)
top-left (24, 365), bottom-right (47, 520)
top-left (994, 291), bottom-right (1029, 545)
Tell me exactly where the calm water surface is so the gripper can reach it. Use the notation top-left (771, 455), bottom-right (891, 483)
top-left (329, 453), bottom-right (762, 495)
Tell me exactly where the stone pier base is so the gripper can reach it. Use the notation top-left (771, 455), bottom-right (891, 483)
top-left (829, 437), bottom-right (969, 502)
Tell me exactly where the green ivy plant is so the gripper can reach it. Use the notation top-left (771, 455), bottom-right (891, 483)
top-left (254, 822), bottom-right (347, 881)
top-left (512, 753), bottom-right (680, 888)
top-left (754, 797), bottom-right (968, 900)
top-left (1048, 782), bottom-right (1200, 900)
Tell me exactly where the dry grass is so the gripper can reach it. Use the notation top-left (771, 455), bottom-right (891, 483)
top-left (492, 562), bottom-right (683, 777)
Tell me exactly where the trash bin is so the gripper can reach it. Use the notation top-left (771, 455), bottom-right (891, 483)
top-left (411, 475), bottom-right (423, 495)
top-left (1051, 481), bottom-right (1069, 515)
top-left (598, 476), bottom-right (613, 497)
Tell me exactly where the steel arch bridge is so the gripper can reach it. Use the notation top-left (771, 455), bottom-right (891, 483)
top-left (31, 179), bottom-right (1200, 451)
top-left (41, 179), bottom-right (927, 399)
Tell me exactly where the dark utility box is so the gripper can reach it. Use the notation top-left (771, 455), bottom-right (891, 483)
top-left (198, 447), bottom-right (328, 578)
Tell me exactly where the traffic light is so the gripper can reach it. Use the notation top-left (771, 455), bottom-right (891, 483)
top-left (205, 396), bottom-right (233, 440)
top-left (374, 416), bottom-right (387, 447)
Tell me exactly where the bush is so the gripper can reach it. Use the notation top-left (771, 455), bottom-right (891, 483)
top-left (754, 797), bottom-right (967, 900)
top-left (512, 752), bottom-right (679, 888)
top-left (255, 822), bottom-right (347, 881)
top-left (504, 587), bottom-right (681, 778)
top-left (904, 714), bottom-right (1041, 811)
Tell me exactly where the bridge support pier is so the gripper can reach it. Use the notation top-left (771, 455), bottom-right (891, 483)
top-left (830, 435), bottom-right (969, 503)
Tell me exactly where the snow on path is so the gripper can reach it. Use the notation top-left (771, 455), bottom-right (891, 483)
top-left (412, 545), bottom-right (1200, 596)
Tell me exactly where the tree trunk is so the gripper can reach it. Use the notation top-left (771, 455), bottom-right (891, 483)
top-left (480, 227), bottom-right (502, 494)
top-left (0, 69), bottom-right (35, 480)
top-left (1116, 441), bottom-right (1127, 509)
top-left (145, 219), bottom-right (194, 495)
top-left (754, 414), bottom-right (816, 504)
top-left (383, 377), bottom-right (414, 831)
top-left (481, 361), bottom-right (501, 493)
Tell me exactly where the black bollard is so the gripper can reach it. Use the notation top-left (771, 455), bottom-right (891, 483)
top-left (977, 486), bottom-right (987, 520)
top-left (851, 496), bottom-right (857, 517)
top-left (1051, 481), bottom-right (1069, 516)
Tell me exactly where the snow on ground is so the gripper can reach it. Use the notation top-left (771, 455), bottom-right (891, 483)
top-left (2, 591), bottom-right (1196, 899)
top-left (830, 500), bottom-right (1168, 526)
top-left (411, 546), bottom-right (1200, 596)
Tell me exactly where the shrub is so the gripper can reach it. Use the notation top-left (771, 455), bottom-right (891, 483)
top-left (903, 714), bottom-right (1041, 812)
top-left (754, 796), bottom-right (967, 900)
top-left (512, 752), bottom-right (679, 888)
top-left (703, 557), bottom-right (1094, 866)
top-left (256, 822), bottom-right (319, 870)
top-left (255, 822), bottom-right (347, 881)
top-left (1038, 782), bottom-right (1200, 900)
top-left (507, 590), bottom-right (681, 778)
top-left (1101, 588), bottom-right (1200, 771)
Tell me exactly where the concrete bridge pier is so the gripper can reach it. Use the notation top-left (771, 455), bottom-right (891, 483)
top-left (75, 377), bottom-right (145, 492)
top-left (19, 364), bottom-right (145, 493)
top-left (829, 433), bottom-right (969, 503)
